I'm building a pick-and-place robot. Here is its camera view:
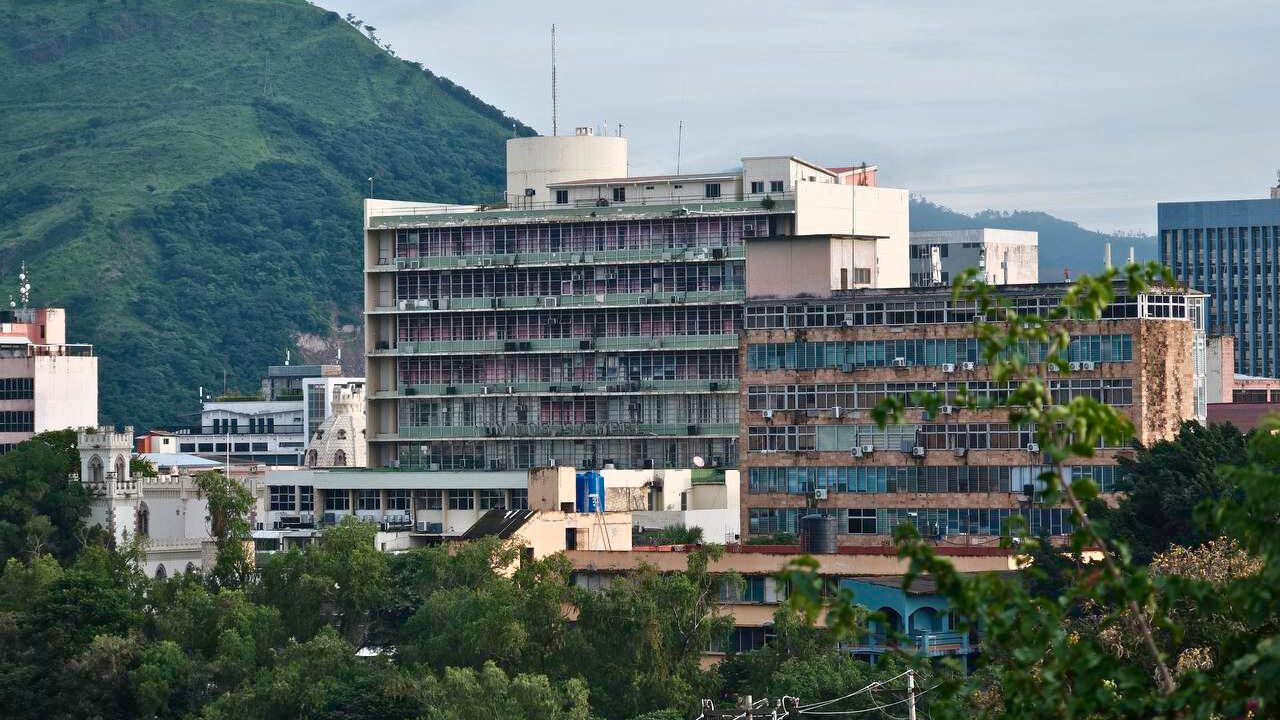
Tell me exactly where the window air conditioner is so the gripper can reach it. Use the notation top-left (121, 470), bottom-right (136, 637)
top-left (892, 357), bottom-right (908, 368)
top-left (942, 363), bottom-right (956, 374)
top-left (850, 446), bottom-right (864, 458)
top-left (911, 446), bottom-right (926, 458)
top-left (962, 361), bottom-right (976, 371)
top-left (813, 488), bottom-right (829, 500)
top-left (861, 444), bottom-right (875, 455)
top-left (940, 405), bottom-right (955, 415)
top-left (1081, 361), bottom-right (1096, 371)
top-left (1027, 442), bottom-right (1040, 453)
top-left (1069, 361), bottom-right (1082, 371)
top-left (762, 409), bottom-right (774, 419)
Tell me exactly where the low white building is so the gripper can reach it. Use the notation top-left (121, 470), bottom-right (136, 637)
top-left (909, 228), bottom-right (1039, 287)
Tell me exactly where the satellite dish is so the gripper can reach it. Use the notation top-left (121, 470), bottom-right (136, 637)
top-left (692, 455), bottom-right (705, 468)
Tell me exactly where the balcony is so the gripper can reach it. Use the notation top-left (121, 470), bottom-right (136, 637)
top-left (375, 378), bottom-right (739, 399)
top-left (368, 245), bottom-right (746, 272)
top-left (842, 631), bottom-right (975, 657)
top-left (371, 289), bottom-right (744, 314)
top-left (389, 422), bottom-right (740, 440)
top-left (375, 333), bottom-right (740, 356)
top-left (365, 196), bottom-right (795, 231)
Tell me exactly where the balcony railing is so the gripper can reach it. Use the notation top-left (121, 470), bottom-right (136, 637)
top-left (367, 193), bottom-right (795, 222)
top-left (392, 422), bottom-right (739, 440)
top-left (842, 631), bottom-right (974, 657)
top-left (377, 378), bottom-right (739, 398)
top-left (372, 245), bottom-right (746, 272)
top-left (374, 289), bottom-right (744, 313)
top-left (174, 424), bottom-right (306, 436)
top-left (378, 333), bottom-right (740, 356)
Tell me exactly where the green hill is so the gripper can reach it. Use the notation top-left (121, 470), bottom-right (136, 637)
top-left (0, 0), bottom-right (531, 428)
top-left (910, 197), bottom-right (1157, 277)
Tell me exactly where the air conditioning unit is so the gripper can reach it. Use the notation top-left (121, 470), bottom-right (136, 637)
top-left (543, 297), bottom-right (559, 308)
top-left (762, 409), bottom-right (774, 419)
top-left (843, 313), bottom-right (855, 327)
top-left (398, 300), bottom-right (408, 310)
top-left (1027, 442), bottom-right (1040, 453)
top-left (1081, 361), bottom-right (1096, 371)
top-left (813, 488), bottom-right (829, 500)
top-left (892, 357), bottom-right (908, 368)
top-left (940, 405), bottom-right (955, 415)
top-left (850, 446), bottom-right (864, 458)
top-left (860, 444), bottom-right (875, 455)
top-left (962, 361), bottom-right (976, 371)
top-left (1069, 361), bottom-right (1082, 371)
top-left (942, 363), bottom-right (956, 374)
top-left (911, 446), bottom-right (926, 458)
top-left (507, 385), bottom-right (515, 394)
top-left (832, 406), bottom-right (842, 418)
top-left (954, 447), bottom-right (968, 458)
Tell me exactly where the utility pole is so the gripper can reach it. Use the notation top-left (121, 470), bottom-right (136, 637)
top-left (906, 669), bottom-right (917, 720)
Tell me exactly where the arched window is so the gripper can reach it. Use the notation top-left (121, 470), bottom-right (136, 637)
top-left (114, 455), bottom-right (126, 482)
top-left (333, 449), bottom-right (347, 467)
top-left (155, 564), bottom-right (166, 580)
top-left (306, 450), bottom-right (318, 467)
top-left (184, 562), bottom-right (196, 574)
top-left (89, 455), bottom-right (104, 485)
top-left (136, 502), bottom-right (150, 538)
top-left (336, 429), bottom-right (348, 440)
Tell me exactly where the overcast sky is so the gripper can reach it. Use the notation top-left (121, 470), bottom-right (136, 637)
top-left (316, 0), bottom-right (1279, 234)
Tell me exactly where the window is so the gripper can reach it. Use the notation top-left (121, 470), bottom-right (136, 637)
top-left (848, 509), bottom-right (877, 534)
top-left (269, 485), bottom-right (295, 511)
top-left (357, 489), bottom-right (380, 510)
top-left (300, 486), bottom-right (314, 511)
top-left (555, 189), bottom-right (569, 205)
top-left (612, 187), bottom-right (626, 202)
top-left (387, 489), bottom-right (410, 511)
top-left (704, 183), bottom-right (721, 199)
top-left (234, 442), bottom-right (250, 452)
top-left (448, 489), bottom-right (474, 510)
top-left (179, 443), bottom-right (195, 453)
top-left (333, 449), bottom-right (347, 467)
top-left (478, 489), bottom-right (506, 510)
top-left (0, 377), bottom-right (32, 400)
top-left (750, 181), bottom-right (764, 194)
top-left (770, 180), bottom-right (784, 192)
top-left (197, 443), bottom-right (214, 453)
top-left (325, 490), bottom-right (350, 511)
top-left (0, 410), bottom-right (35, 432)
top-left (510, 488), bottom-right (529, 510)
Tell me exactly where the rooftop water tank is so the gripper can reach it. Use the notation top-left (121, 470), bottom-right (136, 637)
top-left (800, 514), bottom-right (838, 554)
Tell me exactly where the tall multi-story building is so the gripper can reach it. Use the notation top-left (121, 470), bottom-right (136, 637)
top-left (363, 129), bottom-right (909, 471)
top-left (0, 306), bottom-right (97, 452)
top-left (1159, 180), bottom-right (1280, 376)
top-left (739, 247), bottom-right (1207, 544)
top-left (909, 229), bottom-right (1038, 287)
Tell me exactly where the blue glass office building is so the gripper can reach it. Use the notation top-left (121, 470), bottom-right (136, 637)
top-left (1159, 197), bottom-right (1280, 377)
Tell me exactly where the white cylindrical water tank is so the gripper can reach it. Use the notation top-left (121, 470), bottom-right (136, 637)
top-left (506, 129), bottom-right (628, 208)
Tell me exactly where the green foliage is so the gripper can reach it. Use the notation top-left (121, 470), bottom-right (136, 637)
top-left (0, 429), bottom-right (91, 564)
top-left (636, 523), bottom-right (705, 546)
top-left (193, 471), bottom-right (254, 588)
top-left (1095, 420), bottom-right (1246, 563)
top-left (0, 0), bottom-right (534, 428)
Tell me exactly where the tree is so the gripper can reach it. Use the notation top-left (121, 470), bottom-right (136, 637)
top-left (570, 546), bottom-right (732, 718)
top-left (193, 471), bottom-right (254, 589)
top-left (1095, 421), bottom-right (1246, 563)
top-left (0, 429), bottom-right (93, 564)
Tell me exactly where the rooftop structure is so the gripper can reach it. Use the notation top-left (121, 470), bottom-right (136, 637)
top-left (909, 228), bottom-right (1039, 287)
top-left (363, 132), bottom-right (909, 471)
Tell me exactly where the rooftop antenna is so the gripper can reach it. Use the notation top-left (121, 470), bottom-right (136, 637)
top-left (17, 262), bottom-right (30, 309)
top-left (676, 120), bottom-right (683, 174)
top-left (551, 24), bottom-right (558, 136)
top-left (617, 122), bottom-right (623, 137)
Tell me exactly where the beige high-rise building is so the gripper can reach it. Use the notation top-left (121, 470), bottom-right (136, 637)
top-left (0, 306), bottom-right (97, 451)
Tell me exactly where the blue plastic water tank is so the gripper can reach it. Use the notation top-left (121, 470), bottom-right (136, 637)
top-left (575, 471), bottom-right (605, 513)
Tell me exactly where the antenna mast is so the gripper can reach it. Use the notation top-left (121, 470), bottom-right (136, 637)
top-left (551, 24), bottom-right (558, 136)
top-left (676, 120), bottom-right (683, 174)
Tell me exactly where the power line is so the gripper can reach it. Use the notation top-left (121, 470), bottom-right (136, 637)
top-left (798, 684), bottom-right (939, 716)
top-left (798, 670), bottom-right (913, 711)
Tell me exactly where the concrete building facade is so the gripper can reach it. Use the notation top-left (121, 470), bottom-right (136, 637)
top-left (0, 307), bottom-right (97, 451)
top-left (1159, 186), bottom-right (1280, 376)
top-left (908, 228), bottom-right (1039, 288)
top-left (363, 133), bottom-right (909, 472)
top-left (739, 282), bottom-right (1207, 544)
